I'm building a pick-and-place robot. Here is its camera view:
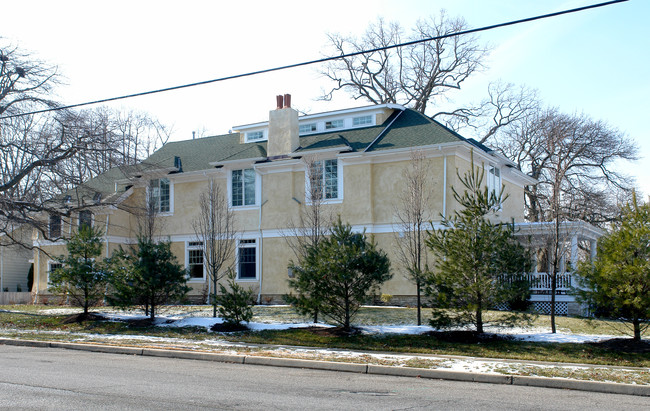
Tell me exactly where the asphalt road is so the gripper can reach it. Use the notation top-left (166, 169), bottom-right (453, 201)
top-left (0, 345), bottom-right (646, 410)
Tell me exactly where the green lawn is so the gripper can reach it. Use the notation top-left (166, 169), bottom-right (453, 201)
top-left (0, 304), bottom-right (648, 368)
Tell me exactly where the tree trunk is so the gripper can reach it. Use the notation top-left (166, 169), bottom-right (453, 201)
top-left (416, 280), bottom-right (422, 326)
top-left (551, 271), bottom-right (557, 333)
top-left (634, 318), bottom-right (641, 341)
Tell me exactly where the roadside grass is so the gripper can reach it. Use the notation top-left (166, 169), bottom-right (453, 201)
top-left (1, 305), bottom-right (648, 369)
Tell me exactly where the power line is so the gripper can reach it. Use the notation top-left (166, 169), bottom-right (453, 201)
top-left (0, 0), bottom-right (628, 120)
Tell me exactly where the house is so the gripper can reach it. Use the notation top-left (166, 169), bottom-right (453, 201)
top-left (1, 226), bottom-right (33, 304)
top-left (30, 94), bottom-right (601, 313)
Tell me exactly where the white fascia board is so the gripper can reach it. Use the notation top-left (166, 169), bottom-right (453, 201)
top-left (169, 168), bottom-right (225, 183)
top-left (338, 141), bottom-right (463, 165)
top-left (254, 158), bottom-right (303, 174)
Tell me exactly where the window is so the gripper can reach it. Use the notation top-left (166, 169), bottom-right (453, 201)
top-left (487, 165), bottom-right (501, 195)
top-left (187, 241), bottom-right (204, 281)
top-left (246, 130), bottom-right (265, 142)
top-left (49, 215), bottom-right (62, 238)
top-left (299, 123), bottom-right (317, 134)
top-left (353, 115), bottom-right (372, 126)
top-left (149, 178), bottom-right (171, 213)
top-left (231, 169), bottom-right (256, 207)
top-left (48, 262), bottom-right (63, 284)
top-left (325, 119), bottom-right (344, 130)
top-left (78, 210), bottom-right (92, 230)
top-left (237, 239), bottom-right (257, 280)
top-left (309, 159), bottom-right (340, 201)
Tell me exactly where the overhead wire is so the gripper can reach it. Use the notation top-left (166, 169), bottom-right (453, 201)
top-left (0, 0), bottom-right (628, 120)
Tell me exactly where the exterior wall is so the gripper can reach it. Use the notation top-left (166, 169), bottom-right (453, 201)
top-left (31, 144), bottom-right (530, 304)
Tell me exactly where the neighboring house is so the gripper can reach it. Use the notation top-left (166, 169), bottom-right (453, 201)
top-left (30, 95), bottom-right (601, 313)
top-left (1, 226), bottom-right (33, 303)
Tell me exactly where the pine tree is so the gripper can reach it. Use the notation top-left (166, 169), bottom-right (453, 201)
top-left (426, 154), bottom-right (531, 333)
top-left (576, 193), bottom-right (650, 341)
top-left (288, 218), bottom-right (391, 331)
top-left (49, 225), bottom-right (107, 316)
top-left (107, 237), bottom-right (190, 320)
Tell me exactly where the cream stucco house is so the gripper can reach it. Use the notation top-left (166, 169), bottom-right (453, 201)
top-left (31, 95), bottom-right (600, 312)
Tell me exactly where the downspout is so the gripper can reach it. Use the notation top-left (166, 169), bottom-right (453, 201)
top-left (105, 215), bottom-right (110, 258)
top-left (257, 171), bottom-right (267, 304)
top-left (34, 232), bottom-right (40, 304)
top-left (442, 154), bottom-right (447, 219)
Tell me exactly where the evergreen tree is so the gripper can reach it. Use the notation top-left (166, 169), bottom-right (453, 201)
top-left (288, 218), bottom-right (391, 331)
top-left (576, 193), bottom-right (650, 341)
top-left (49, 225), bottom-right (107, 316)
top-left (107, 237), bottom-right (190, 320)
top-left (425, 155), bottom-right (531, 333)
top-left (216, 270), bottom-right (255, 327)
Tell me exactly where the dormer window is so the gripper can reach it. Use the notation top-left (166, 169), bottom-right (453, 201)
top-left (353, 115), bottom-right (372, 126)
top-left (325, 119), bottom-right (344, 130)
top-left (245, 130), bottom-right (266, 142)
top-left (299, 123), bottom-right (317, 134)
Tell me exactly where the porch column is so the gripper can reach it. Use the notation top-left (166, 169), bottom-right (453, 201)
top-left (570, 234), bottom-right (578, 271)
top-left (590, 239), bottom-right (598, 261)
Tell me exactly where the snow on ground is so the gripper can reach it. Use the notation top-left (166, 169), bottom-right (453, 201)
top-left (97, 312), bottom-right (620, 344)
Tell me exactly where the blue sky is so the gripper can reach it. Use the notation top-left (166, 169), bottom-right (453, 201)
top-left (3, 0), bottom-right (648, 196)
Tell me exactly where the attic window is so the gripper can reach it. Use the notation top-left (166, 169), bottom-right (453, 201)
top-left (299, 123), bottom-right (317, 134)
top-left (246, 130), bottom-right (265, 142)
top-left (353, 115), bottom-right (372, 126)
top-left (325, 119), bottom-right (344, 130)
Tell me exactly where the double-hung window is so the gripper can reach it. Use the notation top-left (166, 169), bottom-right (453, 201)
top-left (48, 262), bottom-right (63, 284)
top-left (187, 241), bottom-right (204, 281)
top-left (78, 210), bottom-right (92, 230)
top-left (49, 215), bottom-right (62, 238)
top-left (487, 165), bottom-right (501, 195)
top-left (150, 178), bottom-right (171, 213)
top-left (237, 239), bottom-right (257, 280)
top-left (231, 169), bottom-right (256, 207)
top-left (309, 159), bottom-right (340, 201)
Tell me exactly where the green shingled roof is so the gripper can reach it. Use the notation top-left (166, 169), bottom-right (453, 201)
top-left (61, 107), bottom-right (468, 205)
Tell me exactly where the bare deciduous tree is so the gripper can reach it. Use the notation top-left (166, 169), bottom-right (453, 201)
top-left (501, 109), bottom-right (637, 332)
top-left (192, 179), bottom-right (237, 317)
top-left (320, 12), bottom-right (488, 115)
top-left (394, 150), bottom-right (431, 325)
top-left (0, 41), bottom-right (170, 249)
top-left (434, 81), bottom-right (540, 144)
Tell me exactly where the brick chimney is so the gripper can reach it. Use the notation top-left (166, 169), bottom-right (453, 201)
top-left (267, 94), bottom-right (299, 157)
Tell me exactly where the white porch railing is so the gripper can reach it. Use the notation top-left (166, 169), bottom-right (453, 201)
top-left (526, 272), bottom-right (574, 294)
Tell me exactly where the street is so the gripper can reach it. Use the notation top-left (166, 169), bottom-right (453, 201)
top-left (0, 345), bottom-right (645, 410)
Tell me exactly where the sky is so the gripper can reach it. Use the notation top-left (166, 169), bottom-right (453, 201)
top-left (2, 0), bottom-right (649, 196)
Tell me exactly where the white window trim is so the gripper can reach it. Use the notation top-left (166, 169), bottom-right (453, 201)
top-left (227, 168), bottom-right (261, 210)
top-left (147, 178), bottom-right (174, 216)
top-left (245, 129), bottom-right (267, 143)
top-left (185, 241), bottom-right (206, 282)
top-left (236, 238), bottom-right (259, 281)
top-left (486, 164), bottom-right (503, 211)
top-left (305, 158), bottom-right (344, 205)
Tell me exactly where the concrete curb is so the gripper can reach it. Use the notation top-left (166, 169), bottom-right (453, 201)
top-left (1, 338), bottom-right (648, 397)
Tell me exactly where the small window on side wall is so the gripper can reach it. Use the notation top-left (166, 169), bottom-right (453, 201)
top-left (49, 215), bottom-right (62, 238)
top-left (237, 239), bottom-right (257, 280)
top-left (78, 210), bottom-right (92, 230)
